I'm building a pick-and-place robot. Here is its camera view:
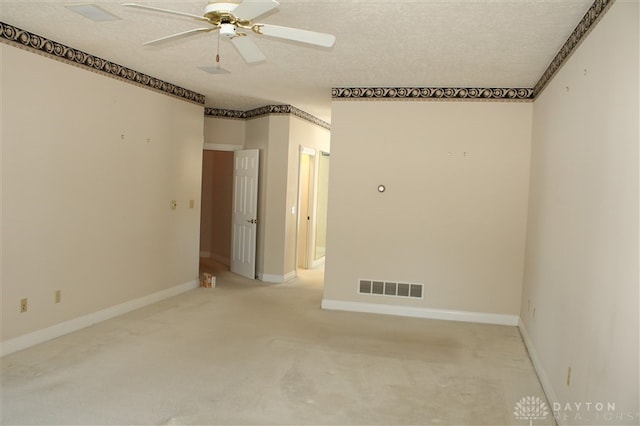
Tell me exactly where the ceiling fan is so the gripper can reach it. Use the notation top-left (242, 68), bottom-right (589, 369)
top-left (123, 0), bottom-right (336, 64)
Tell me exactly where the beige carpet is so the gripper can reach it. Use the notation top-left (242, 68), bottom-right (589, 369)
top-left (1, 261), bottom-right (553, 425)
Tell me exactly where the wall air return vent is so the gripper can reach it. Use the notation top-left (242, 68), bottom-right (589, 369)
top-left (359, 279), bottom-right (423, 299)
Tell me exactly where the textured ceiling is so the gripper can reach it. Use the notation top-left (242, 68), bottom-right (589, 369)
top-left (0, 0), bottom-right (594, 122)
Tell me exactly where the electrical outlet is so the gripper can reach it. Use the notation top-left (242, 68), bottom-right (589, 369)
top-left (20, 298), bottom-right (28, 313)
top-left (55, 290), bottom-right (61, 304)
top-left (567, 367), bottom-right (572, 386)
top-left (189, 199), bottom-right (195, 209)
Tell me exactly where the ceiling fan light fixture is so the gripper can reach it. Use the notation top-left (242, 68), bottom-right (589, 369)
top-left (220, 23), bottom-right (237, 37)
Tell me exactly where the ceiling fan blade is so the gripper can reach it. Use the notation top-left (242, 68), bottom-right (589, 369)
top-left (231, 35), bottom-right (266, 63)
top-left (255, 24), bottom-right (335, 47)
top-left (123, 3), bottom-right (209, 22)
top-left (232, 0), bottom-right (280, 21)
top-left (144, 27), bottom-right (217, 46)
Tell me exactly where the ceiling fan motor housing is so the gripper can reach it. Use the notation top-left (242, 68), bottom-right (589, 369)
top-left (204, 2), bottom-right (238, 15)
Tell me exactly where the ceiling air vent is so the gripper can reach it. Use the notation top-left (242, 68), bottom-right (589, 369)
top-left (359, 279), bottom-right (423, 299)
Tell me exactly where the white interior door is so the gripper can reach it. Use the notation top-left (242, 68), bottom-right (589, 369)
top-left (231, 149), bottom-right (259, 279)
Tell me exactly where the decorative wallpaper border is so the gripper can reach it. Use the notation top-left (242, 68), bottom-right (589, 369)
top-left (532, 0), bottom-right (614, 96)
top-left (2, 0), bottom-right (614, 109)
top-left (204, 108), bottom-right (246, 119)
top-left (332, 0), bottom-right (615, 102)
top-left (205, 105), bottom-right (331, 130)
top-left (0, 21), bottom-right (323, 120)
top-left (332, 87), bottom-right (534, 101)
top-left (0, 22), bottom-right (205, 105)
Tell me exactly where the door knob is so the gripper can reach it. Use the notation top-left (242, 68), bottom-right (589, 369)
top-left (246, 219), bottom-right (257, 224)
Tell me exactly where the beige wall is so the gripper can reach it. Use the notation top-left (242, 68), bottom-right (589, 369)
top-left (324, 101), bottom-right (532, 316)
top-left (1, 44), bottom-right (204, 341)
top-left (203, 117), bottom-right (245, 147)
top-left (521, 1), bottom-right (639, 422)
top-left (262, 115), bottom-right (291, 278)
top-left (314, 152), bottom-right (330, 260)
top-left (0, 43), bottom-right (4, 341)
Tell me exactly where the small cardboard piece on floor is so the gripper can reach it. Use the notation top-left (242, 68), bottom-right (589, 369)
top-left (201, 273), bottom-right (215, 288)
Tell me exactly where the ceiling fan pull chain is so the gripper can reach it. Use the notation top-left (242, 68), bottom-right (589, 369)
top-left (216, 30), bottom-right (221, 64)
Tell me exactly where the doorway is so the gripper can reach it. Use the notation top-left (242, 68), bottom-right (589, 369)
top-left (297, 150), bottom-right (315, 269)
top-left (296, 147), bottom-right (330, 271)
top-left (199, 150), bottom-right (234, 268)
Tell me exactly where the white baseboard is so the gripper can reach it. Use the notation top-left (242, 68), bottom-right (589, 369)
top-left (258, 271), bottom-right (297, 283)
top-left (518, 319), bottom-right (561, 423)
top-left (320, 299), bottom-right (519, 326)
top-left (310, 257), bottom-right (325, 269)
top-left (1, 280), bottom-right (198, 358)
top-left (257, 273), bottom-right (278, 283)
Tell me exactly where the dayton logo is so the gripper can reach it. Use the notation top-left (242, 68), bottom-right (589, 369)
top-left (514, 396), bottom-right (550, 426)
